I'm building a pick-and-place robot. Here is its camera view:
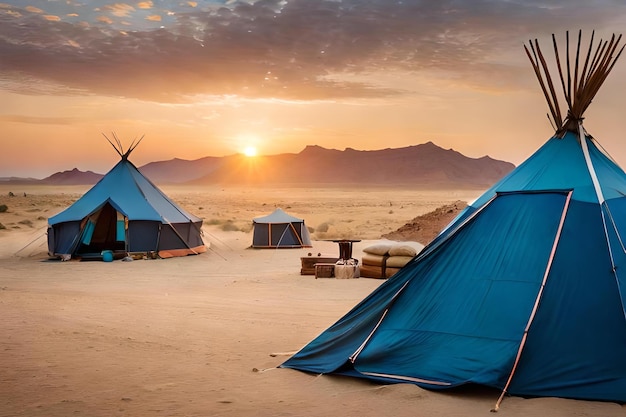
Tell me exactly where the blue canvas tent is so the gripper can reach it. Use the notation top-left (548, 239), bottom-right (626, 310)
top-left (47, 136), bottom-right (206, 260)
top-left (281, 32), bottom-right (626, 406)
top-left (252, 208), bottom-right (312, 248)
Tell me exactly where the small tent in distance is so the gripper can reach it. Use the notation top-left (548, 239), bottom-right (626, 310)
top-left (281, 31), bottom-right (626, 407)
top-left (47, 134), bottom-right (207, 260)
top-left (251, 208), bottom-right (312, 248)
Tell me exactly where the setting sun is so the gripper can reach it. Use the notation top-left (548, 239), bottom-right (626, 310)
top-left (243, 146), bottom-right (257, 157)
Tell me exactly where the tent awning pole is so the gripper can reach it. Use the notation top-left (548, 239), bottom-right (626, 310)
top-left (493, 190), bottom-right (572, 412)
top-left (289, 222), bottom-right (304, 246)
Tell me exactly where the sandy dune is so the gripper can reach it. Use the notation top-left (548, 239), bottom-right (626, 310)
top-left (0, 185), bottom-right (624, 417)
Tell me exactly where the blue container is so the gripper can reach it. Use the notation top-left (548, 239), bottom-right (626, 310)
top-left (101, 250), bottom-right (114, 262)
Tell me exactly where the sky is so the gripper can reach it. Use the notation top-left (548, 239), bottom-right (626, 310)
top-left (2, 0), bottom-right (626, 178)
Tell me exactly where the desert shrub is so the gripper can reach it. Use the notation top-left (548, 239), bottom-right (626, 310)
top-left (307, 226), bottom-right (315, 233)
top-left (221, 221), bottom-right (239, 232)
top-left (18, 219), bottom-right (33, 227)
top-left (315, 232), bottom-right (328, 240)
top-left (0, 223), bottom-right (5, 230)
top-left (0, 204), bottom-right (7, 213)
top-left (205, 218), bottom-right (222, 225)
top-left (316, 222), bottom-right (330, 233)
top-left (239, 223), bottom-right (253, 233)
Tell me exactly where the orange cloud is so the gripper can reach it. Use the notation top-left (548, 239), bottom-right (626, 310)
top-left (187, 1), bottom-right (198, 7)
top-left (146, 14), bottom-right (161, 22)
top-left (44, 15), bottom-right (61, 21)
top-left (25, 6), bottom-right (43, 13)
top-left (97, 15), bottom-right (113, 24)
top-left (138, 1), bottom-right (153, 9)
top-left (104, 3), bottom-right (135, 17)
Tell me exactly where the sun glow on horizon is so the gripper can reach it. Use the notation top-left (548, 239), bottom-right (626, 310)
top-left (243, 145), bottom-right (257, 157)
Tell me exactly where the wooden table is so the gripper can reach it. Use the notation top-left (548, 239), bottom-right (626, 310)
top-left (331, 239), bottom-right (361, 261)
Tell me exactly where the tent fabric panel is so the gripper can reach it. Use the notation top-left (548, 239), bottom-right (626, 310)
top-left (126, 221), bottom-right (160, 252)
top-left (157, 222), bottom-right (200, 251)
top-left (116, 211), bottom-right (125, 241)
top-left (351, 192), bottom-right (569, 388)
top-left (81, 219), bottom-right (96, 245)
top-left (299, 222), bottom-right (313, 247)
top-left (589, 140), bottom-right (626, 202)
top-left (507, 200), bottom-right (626, 402)
top-left (270, 223), bottom-right (298, 246)
top-left (252, 224), bottom-right (270, 247)
top-left (186, 221), bottom-right (205, 248)
top-left (471, 132), bottom-right (624, 208)
top-left (253, 208), bottom-right (304, 224)
top-left (604, 197), bottom-right (626, 321)
top-left (281, 273), bottom-right (417, 373)
top-left (159, 245), bottom-right (207, 258)
top-left (283, 192), bottom-right (569, 383)
top-left (47, 222), bottom-right (81, 255)
top-left (128, 166), bottom-right (202, 223)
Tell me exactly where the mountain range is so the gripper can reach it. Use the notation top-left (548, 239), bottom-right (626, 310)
top-left (2, 142), bottom-right (515, 188)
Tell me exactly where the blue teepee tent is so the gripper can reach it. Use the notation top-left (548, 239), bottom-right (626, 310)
top-left (281, 32), bottom-right (626, 406)
top-left (47, 135), bottom-right (206, 260)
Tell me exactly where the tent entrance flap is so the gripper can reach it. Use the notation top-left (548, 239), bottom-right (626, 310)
top-left (75, 202), bottom-right (127, 255)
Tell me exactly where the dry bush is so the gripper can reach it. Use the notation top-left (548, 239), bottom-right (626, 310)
top-left (221, 221), bottom-right (239, 232)
top-left (316, 222), bottom-right (330, 233)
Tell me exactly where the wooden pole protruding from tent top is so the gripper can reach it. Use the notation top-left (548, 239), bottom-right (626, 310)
top-left (524, 30), bottom-right (624, 137)
top-left (102, 132), bottom-right (145, 160)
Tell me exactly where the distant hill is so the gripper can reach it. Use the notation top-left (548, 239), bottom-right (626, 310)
top-left (139, 156), bottom-right (223, 183)
top-left (40, 168), bottom-right (104, 185)
top-left (187, 142), bottom-right (514, 188)
top-left (3, 142), bottom-right (515, 188)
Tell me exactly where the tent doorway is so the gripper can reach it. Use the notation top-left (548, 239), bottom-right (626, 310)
top-left (75, 202), bottom-right (126, 257)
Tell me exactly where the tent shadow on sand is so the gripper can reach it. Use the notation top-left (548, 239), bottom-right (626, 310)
top-left (46, 134), bottom-right (207, 261)
top-left (281, 30), bottom-right (626, 410)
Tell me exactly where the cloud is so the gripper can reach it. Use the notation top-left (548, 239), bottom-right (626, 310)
top-left (24, 5), bottom-right (43, 13)
top-left (1, 0), bottom-right (626, 103)
top-left (138, 1), bottom-right (153, 9)
top-left (104, 3), bottom-right (135, 17)
top-left (0, 114), bottom-right (78, 125)
top-left (96, 15), bottom-right (113, 24)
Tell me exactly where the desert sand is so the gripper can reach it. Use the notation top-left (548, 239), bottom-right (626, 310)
top-left (1, 184), bottom-right (625, 417)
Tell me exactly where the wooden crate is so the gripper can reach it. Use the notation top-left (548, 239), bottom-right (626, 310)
top-left (315, 263), bottom-right (336, 278)
top-left (301, 256), bottom-right (339, 275)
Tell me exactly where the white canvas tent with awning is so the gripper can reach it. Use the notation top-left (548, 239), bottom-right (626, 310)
top-left (251, 208), bottom-right (312, 248)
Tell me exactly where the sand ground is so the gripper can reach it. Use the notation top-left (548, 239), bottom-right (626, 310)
top-left (0, 185), bottom-right (624, 417)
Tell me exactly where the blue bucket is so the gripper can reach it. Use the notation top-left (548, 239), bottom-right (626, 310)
top-left (101, 250), bottom-right (114, 262)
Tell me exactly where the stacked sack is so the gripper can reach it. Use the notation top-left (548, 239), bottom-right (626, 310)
top-left (360, 241), bottom-right (424, 279)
